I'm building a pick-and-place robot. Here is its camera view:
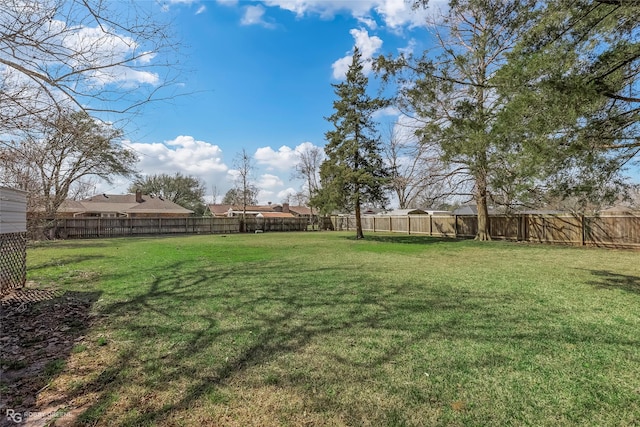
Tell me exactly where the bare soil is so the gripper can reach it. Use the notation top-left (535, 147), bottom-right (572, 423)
top-left (0, 284), bottom-right (98, 426)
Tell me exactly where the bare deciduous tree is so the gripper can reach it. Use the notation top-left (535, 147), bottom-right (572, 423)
top-left (0, 0), bottom-right (182, 133)
top-left (232, 148), bottom-right (255, 231)
top-left (0, 111), bottom-right (137, 217)
top-left (383, 119), bottom-right (464, 209)
top-left (293, 143), bottom-right (323, 224)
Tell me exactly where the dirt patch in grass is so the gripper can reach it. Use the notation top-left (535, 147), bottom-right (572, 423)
top-left (0, 284), bottom-right (100, 426)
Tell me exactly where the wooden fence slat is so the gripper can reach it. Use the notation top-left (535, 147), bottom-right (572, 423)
top-left (28, 216), bottom-right (311, 240)
top-left (330, 214), bottom-right (640, 248)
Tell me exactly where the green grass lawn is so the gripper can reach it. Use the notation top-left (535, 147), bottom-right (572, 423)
top-left (22, 232), bottom-right (640, 426)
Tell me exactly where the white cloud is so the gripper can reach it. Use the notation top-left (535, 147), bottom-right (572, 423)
top-left (168, 0), bottom-right (447, 29)
top-left (262, 0), bottom-right (448, 29)
top-left (373, 105), bottom-right (401, 119)
top-left (392, 114), bottom-right (422, 145)
top-left (128, 135), bottom-right (228, 187)
top-left (331, 56), bottom-right (353, 81)
top-left (95, 138), bottom-right (324, 203)
top-left (93, 136), bottom-right (230, 197)
top-left (241, 5), bottom-right (276, 28)
top-left (257, 189), bottom-right (275, 204)
top-left (357, 16), bottom-right (378, 30)
top-left (398, 38), bottom-right (417, 56)
top-left (277, 187), bottom-right (298, 200)
top-left (255, 145), bottom-right (296, 170)
top-left (351, 28), bottom-right (383, 59)
top-left (54, 22), bottom-right (160, 87)
top-left (332, 28), bottom-right (383, 80)
top-left (259, 173), bottom-right (284, 189)
top-left (250, 142), bottom-right (325, 204)
top-left (195, 5), bottom-right (207, 14)
top-left (254, 141), bottom-right (324, 171)
top-left (263, 0), bottom-right (373, 19)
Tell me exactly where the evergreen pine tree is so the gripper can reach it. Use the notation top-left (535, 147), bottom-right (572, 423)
top-left (315, 47), bottom-right (390, 239)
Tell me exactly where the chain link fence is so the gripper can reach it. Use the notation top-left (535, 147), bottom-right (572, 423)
top-left (1, 232), bottom-right (27, 295)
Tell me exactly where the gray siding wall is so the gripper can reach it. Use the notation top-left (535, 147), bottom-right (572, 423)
top-left (0, 187), bottom-right (28, 234)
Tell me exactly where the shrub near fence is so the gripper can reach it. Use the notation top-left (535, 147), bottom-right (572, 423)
top-left (331, 214), bottom-right (640, 248)
top-left (30, 216), bottom-right (311, 240)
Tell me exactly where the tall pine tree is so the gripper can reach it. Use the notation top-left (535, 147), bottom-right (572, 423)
top-left (315, 47), bottom-right (389, 239)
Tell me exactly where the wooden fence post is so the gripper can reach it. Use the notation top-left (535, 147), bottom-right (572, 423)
top-left (454, 215), bottom-right (458, 238)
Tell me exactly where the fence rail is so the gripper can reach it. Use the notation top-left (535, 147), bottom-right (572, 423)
top-left (331, 214), bottom-right (640, 248)
top-left (29, 216), bottom-right (312, 240)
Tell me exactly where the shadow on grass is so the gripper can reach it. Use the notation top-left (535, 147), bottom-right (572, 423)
top-left (52, 262), bottom-right (364, 424)
top-left (586, 269), bottom-right (640, 295)
top-left (28, 255), bottom-right (108, 272)
top-left (344, 234), bottom-right (460, 244)
top-left (27, 236), bottom-right (180, 251)
top-left (0, 288), bottom-right (101, 424)
top-left (47, 260), bottom-right (640, 426)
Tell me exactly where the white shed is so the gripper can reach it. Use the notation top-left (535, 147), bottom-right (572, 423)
top-left (1, 186), bottom-right (28, 294)
top-left (0, 186), bottom-right (28, 234)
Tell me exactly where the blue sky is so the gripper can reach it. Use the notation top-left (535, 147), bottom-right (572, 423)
top-left (97, 0), bottom-right (443, 204)
top-left (95, 0), bottom-right (638, 204)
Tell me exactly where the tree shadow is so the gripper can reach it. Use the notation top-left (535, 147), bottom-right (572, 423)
top-left (26, 258), bottom-right (640, 426)
top-left (0, 288), bottom-right (101, 426)
top-left (345, 234), bottom-right (460, 245)
top-left (585, 269), bottom-right (640, 295)
top-left (27, 255), bottom-right (107, 272)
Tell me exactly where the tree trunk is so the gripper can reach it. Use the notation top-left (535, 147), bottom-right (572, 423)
top-left (355, 198), bottom-right (364, 239)
top-left (475, 176), bottom-right (491, 241)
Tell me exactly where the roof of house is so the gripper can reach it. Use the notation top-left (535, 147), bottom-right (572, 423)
top-left (361, 208), bottom-right (386, 215)
top-left (57, 199), bottom-right (87, 213)
top-left (452, 204), bottom-right (500, 215)
top-left (288, 205), bottom-right (313, 216)
top-left (257, 212), bottom-right (296, 218)
top-left (386, 208), bottom-right (429, 215)
top-left (209, 204), bottom-right (276, 215)
top-left (209, 203), bottom-right (313, 216)
top-left (58, 194), bottom-right (193, 215)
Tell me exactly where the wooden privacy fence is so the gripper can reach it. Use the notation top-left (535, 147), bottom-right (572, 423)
top-left (30, 216), bottom-right (311, 240)
top-left (331, 214), bottom-right (640, 248)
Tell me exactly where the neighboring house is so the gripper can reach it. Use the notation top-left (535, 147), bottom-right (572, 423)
top-left (288, 205), bottom-right (313, 219)
top-left (385, 208), bottom-right (430, 216)
top-left (361, 207), bottom-right (386, 215)
top-left (209, 202), bottom-right (309, 219)
top-left (452, 204), bottom-right (500, 216)
top-left (40, 191), bottom-right (193, 218)
top-left (256, 212), bottom-right (296, 219)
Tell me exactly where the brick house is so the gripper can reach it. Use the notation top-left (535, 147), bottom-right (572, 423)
top-left (48, 191), bottom-right (193, 218)
top-left (208, 202), bottom-right (312, 219)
